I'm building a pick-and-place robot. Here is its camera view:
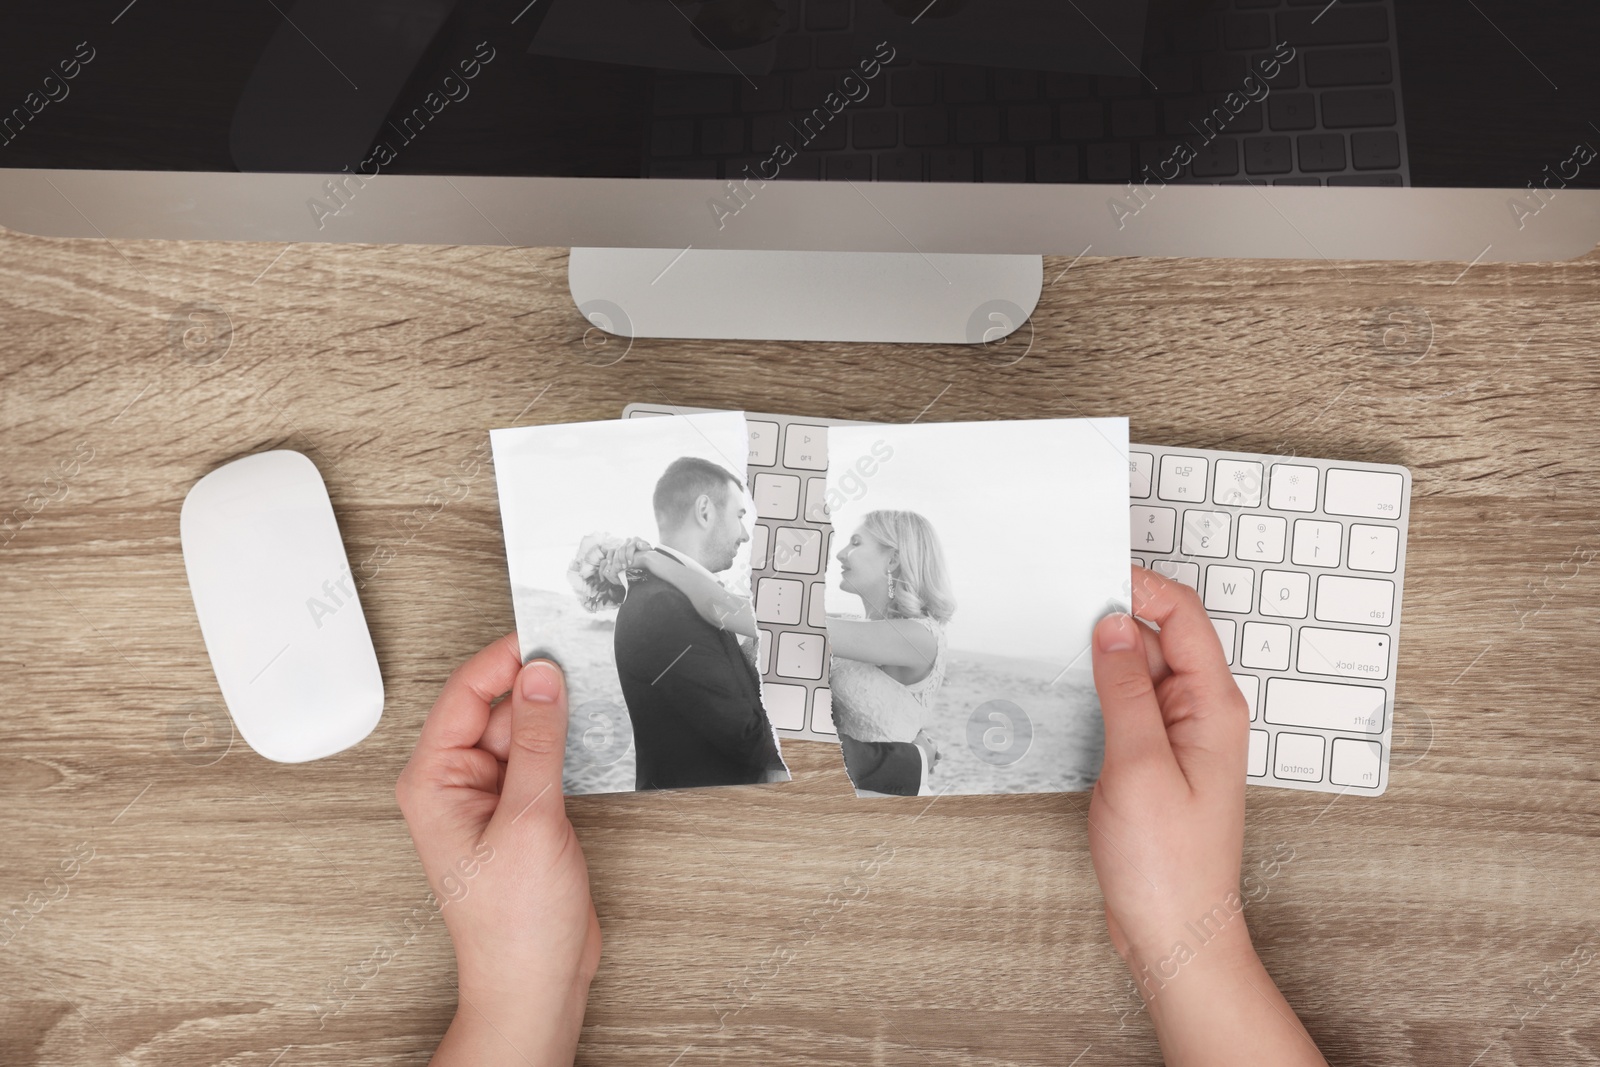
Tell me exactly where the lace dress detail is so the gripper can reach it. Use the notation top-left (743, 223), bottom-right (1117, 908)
top-left (829, 615), bottom-right (948, 743)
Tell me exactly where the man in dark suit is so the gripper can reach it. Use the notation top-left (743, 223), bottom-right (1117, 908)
top-left (614, 457), bottom-right (787, 789)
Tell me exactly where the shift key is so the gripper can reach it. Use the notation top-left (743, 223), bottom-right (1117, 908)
top-left (1265, 677), bottom-right (1386, 733)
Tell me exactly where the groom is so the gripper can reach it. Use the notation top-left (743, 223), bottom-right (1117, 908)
top-left (614, 456), bottom-right (787, 790)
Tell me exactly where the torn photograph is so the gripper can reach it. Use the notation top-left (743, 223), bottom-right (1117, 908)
top-left (822, 417), bottom-right (1131, 797)
top-left (491, 411), bottom-right (790, 795)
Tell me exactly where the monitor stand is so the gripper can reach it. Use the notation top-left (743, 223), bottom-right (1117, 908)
top-left (569, 247), bottom-right (1041, 346)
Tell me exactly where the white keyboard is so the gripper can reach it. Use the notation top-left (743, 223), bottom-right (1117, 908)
top-left (1128, 445), bottom-right (1409, 797)
top-left (625, 404), bottom-right (1410, 797)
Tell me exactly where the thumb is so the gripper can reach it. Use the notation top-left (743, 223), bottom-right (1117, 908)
top-left (492, 659), bottom-right (569, 831)
top-left (1091, 613), bottom-right (1178, 784)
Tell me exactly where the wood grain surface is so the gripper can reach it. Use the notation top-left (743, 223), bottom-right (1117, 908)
top-left (1, 221), bottom-right (1597, 1067)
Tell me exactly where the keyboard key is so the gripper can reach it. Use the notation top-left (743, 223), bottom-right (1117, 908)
top-left (1007, 103), bottom-right (1053, 141)
top-left (700, 117), bottom-right (745, 155)
top-left (805, 0), bottom-right (850, 31)
top-left (1131, 505), bottom-right (1178, 553)
top-left (1305, 48), bottom-right (1393, 87)
top-left (1347, 524), bottom-right (1399, 572)
top-left (1059, 100), bottom-right (1105, 139)
top-left (1153, 559), bottom-right (1199, 590)
top-left (1211, 617), bottom-right (1237, 665)
top-left (1085, 142), bottom-right (1132, 182)
top-left (1273, 732), bottom-right (1325, 782)
top-left (892, 69), bottom-right (937, 106)
top-left (904, 107), bottom-right (949, 146)
top-left (1132, 555), bottom-right (1145, 569)
top-left (1034, 145), bottom-right (1079, 182)
top-left (1330, 737), bottom-right (1382, 788)
top-left (751, 523), bottom-right (770, 568)
top-left (1291, 519), bottom-right (1342, 567)
top-left (1190, 136), bottom-right (1240, 178)
top-left (1205, 565), bottom-right (1255, 613)
top-left (1268, 463), bottom-right (1318, 511)
top-left (774, 36), bottom-right (811, 71)
top-left (776, 631), bottom-right (825, 679)
top-left (878, 150), bottom-right (924, 182)
top-left (758, 628), bottom-right (772, 674)
top-left (982, 145), bottom-right (1027, 182)
top-left (1045, 72), bottom-right (1094, 99)
top-left (755, 577), bottom-right (804, 624)
top-left (1276, 7), bottom-right (1388, 46)
top-left (753, 473), bottom-right (801, 519)
top-left (808, 582), bottom-right (826, 628)
top-left (929, 148), bottom-right (975, 181)
top-left (1265, 677), bottom-right (1385, 733)
top-left (1236, 514), bottom-right (1288, 562)
top-left (1315, 574), bottom-right (1395, 625)
top-left (1268, 92), bottom-right (1316, 131)
top-left (813, 34), bottom-right (857, 69)
top-left (1323, 468), bottom-right (1403, 518)
top-left (1321, 88), bottom-right (1396, 128)
top-left (1158, 454), bottom-right (1208, 501)
top-left (651, 119), bottom-right (695, 156)
top-left (772, 526), bottom-right (823, 574)
top-left (1298, 133), bottom-right (1347, 172)
top-left (1224, 11), bottom-right (1272, 50)
top-left (1129, 451), bottom-right (1154, 498)
top-left (1234, 673), bottom-right (1260, 721)
top-left (993, 69), bottom-right (1038, 101)
top-left (804, 477), bottom-right (828, 522)
top-left (783, 424), bottom-right (828, 470)
top-left (747, 420), bottom-right (780, 465)
top-left (1112, 99), bottom-right (1161, 139)
top-left (1350, 131), bottom-right (1402, 170)
top-left (1240, 620), bottom-right (1292, 670)
top-left (852, 111), bottom-right (898, 150)
top-left (1297, 626), bottom-right (1390, 680)
top-left (943, 66), bottom-right (988, 103)
top-left (1182, 510), bottom-right (1232, 558)
top-left (811, 687), bottom-right (836, 734)
top-left (762, 682), bottom-right (807, 730)
top-left (1258, 569), bottom-right (1310, 618)
top-left (1244, 135), bottom-right (1294, 175)
top-left (1248, 728), bottom-right (1269, 777)
top-left (739, 75), bottom-right (784, 113)
top-left (956, 106), bottom-right (1002, 144)
top-left (1213, 459), bottom-right (1264, 506)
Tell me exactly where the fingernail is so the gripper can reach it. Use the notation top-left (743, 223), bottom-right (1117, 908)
top-left (1097, 613), bottom-right (1138, 653)
top-left (521, 659), bottom-right (562, 703)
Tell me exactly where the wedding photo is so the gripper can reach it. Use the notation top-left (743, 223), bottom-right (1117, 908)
top-left (822, 418), bottom-right (1131, 797)
top-left (491, 411), bottom-right (790, 795)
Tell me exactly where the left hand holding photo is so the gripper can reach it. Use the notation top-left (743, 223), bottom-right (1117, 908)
top-left (396, 633), bottom-right (601, 1067)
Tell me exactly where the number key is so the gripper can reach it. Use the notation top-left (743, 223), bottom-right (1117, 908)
top-left (1235, 514), bottom-right (1287, 562)
top-left (1291, 519), bottom-right (1342, 568)
top-left (1182, 509), bottom-right (1232, 558)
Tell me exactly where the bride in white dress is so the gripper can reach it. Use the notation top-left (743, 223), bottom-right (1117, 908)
top-left (602, 509), bottom-right (955, 794)
top-left (824, 510), bottom-right (955, 795)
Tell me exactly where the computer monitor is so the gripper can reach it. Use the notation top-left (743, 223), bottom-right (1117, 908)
top-left (2, 0), bottom-right (1596, 342)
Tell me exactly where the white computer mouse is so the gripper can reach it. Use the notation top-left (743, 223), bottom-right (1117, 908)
top-left (180, 450), bottom-right (383, 763)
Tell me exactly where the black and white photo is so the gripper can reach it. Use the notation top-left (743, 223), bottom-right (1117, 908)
top-left (491, 412), bottom-right (789, 795)
top-left (823, 418), bottom-right (1130, 796)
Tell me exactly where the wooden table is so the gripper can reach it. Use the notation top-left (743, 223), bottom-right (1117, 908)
top-left (2, 222), bottom-right (1597, 1067)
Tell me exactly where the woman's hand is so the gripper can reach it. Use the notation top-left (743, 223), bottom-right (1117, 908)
top-left (1087, 567), bottom-right (1327, 1067)
top-left (396, 635), bottom-right (601, 1067)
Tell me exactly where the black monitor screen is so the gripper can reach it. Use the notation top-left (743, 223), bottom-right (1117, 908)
top-left (1, 0), bottom-right (1596, 194)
